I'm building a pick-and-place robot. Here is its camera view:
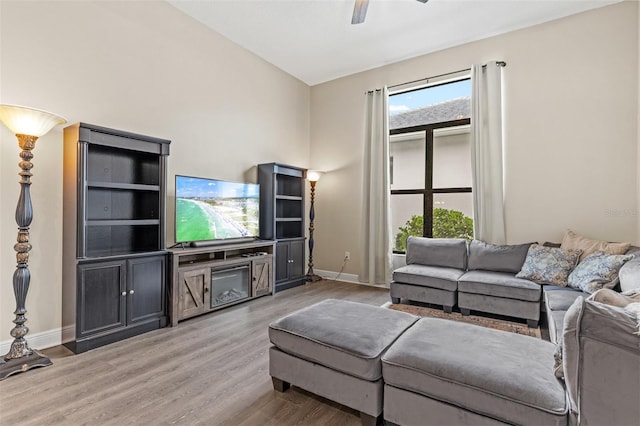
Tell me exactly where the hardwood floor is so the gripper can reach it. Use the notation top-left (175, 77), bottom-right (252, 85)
top-left (0, 280), bottom-right (390, 425)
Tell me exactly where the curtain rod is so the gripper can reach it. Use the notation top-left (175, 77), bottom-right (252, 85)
top-left (387, 60), bottom-right (506, 90)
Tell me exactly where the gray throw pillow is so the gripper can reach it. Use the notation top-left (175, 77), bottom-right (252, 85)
top-left (515, 244), bottom-right (582, 286)
top-left (567, 251), bottom-right (634, 294)
top-left (467, 240), bottom-right (533, 274)
top-left (405, 237), bottom-right (468, 270)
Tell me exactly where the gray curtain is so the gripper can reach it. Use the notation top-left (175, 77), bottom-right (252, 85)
top-left (471, 62), bottom-right (506, 244)
top-left (360, 87), bottom-right (393, 287)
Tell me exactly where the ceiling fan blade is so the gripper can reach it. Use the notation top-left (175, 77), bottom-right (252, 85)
top-left (416, 0), bottom-right (429, 3)
top-left (351, 0), bottom-right (369, 25)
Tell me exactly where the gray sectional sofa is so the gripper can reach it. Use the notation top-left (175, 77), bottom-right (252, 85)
top-left (391, 236), bottom-right (640, 331)
top-left (268, 296), bottom-right (640, 426)
top-left (391, 237), bottom-right (541, 326)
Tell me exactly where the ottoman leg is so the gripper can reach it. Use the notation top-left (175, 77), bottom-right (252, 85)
top-left (360, 412), bottom-right (382, 426)
top-left (272, 377), bottom-right (290, 392)
top-left (527, 319), bottom-right (539, 328)
top-left (443, 305), bottom-right (453, 314)
top-left (391, 297), bottom-right (401, 304)
top-left (460, 308), bottom-right (471, 316)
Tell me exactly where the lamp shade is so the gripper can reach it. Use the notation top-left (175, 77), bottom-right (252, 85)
top-left (0, 104), bottom-right (67, 137)
top-left (307, 170), bottom-right (323, 182)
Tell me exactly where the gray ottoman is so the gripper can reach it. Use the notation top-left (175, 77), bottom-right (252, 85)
top-left (382, 318), bottom-right (568, 426)
top-left (268, 299), bottom-right (418, 426)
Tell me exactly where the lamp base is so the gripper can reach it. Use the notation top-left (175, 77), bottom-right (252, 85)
top-left (305, 273), bottom-right (323, 283)
top-left (0, 350), bottom-right (52, 381)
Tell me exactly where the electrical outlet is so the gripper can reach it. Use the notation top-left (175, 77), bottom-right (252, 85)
top-left (344, 251), bottom-right (351, 261)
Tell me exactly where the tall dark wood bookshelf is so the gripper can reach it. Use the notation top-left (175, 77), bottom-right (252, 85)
top-left (62, 123), bottom-right (170, 353)
top-left (258, 163), bottom-right (307, 292)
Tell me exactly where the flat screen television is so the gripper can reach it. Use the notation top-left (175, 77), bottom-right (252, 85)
top-left (175, 175), bottom-right (260, 245)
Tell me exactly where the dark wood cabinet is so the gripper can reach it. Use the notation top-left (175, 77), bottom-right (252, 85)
top-left (127, 255), bottom-right (166, 325)
top-left (275, 239), bottom-right (305, 287)
top-left (258, 163), bottom-right (307, 292)
top-left (77, 260), bottom-right (127, 338)
top-left (63, 123), bottom-right (170, 353)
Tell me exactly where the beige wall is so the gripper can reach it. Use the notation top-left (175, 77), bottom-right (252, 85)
top-left (0, 1), bottom-right (310, 345)
top-left (310, 1), bottom-right (639, 276)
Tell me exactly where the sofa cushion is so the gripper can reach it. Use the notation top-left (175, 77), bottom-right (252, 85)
top-left (393, 264), bottom-right (462, 291)
top-left (544, 286), bottom-right (583, 311)
top-left (567, 251), bottom-right (633, 294)
top-left (560, 229), bottom-right (630, 262)
top-left (382, 318), bottom-right (567, 425)
top-left (467, 240), bottom-right (533, 274)
top-left (458, 270), bottom-right (541, 302)
top-left (516, 244), bottom-right (581, 286)
top-left (406, 236), bottom-right (467, 270)
top-left (269, 299), bottom-right (418, 381)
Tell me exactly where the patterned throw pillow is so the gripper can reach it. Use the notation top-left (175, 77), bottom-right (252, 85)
top-left (515, 244), bottom-right (582, 286)
top-left (568, 251), bottom-right (634, 293)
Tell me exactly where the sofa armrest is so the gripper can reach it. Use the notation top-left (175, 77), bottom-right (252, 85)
top-left (562, 297), bottom-right (640, 425)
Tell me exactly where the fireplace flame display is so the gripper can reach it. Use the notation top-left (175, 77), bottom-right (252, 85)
top-left (211, 265), bottom-right (250, 307)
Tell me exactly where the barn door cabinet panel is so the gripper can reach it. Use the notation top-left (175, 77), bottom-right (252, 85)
top-left (252, 257), bottom-right (272, 297)
top-left (63, 123), bottom-right (170, 354)
top-left (178, 266), bottom-right (211, 320)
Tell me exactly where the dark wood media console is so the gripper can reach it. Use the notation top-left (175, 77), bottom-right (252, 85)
top-left (169, 240), bottom-right (275, 326)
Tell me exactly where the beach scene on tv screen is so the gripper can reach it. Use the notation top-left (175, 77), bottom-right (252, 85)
top-left (176, 177), bottom-right (259, 242)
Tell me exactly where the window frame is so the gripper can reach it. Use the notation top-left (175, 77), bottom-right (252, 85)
top-left (390, 117), bottom-right (472, 248)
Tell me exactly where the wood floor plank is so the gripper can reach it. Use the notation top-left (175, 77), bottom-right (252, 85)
top-left (0, 280), bottom-right (389, 425)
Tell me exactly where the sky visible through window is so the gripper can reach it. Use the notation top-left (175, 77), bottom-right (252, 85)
top-left (389, 79), bottom-right (471, 115)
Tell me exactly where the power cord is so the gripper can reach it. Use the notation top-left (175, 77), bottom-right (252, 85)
top-left (333, 255), bottom-right (349, 281)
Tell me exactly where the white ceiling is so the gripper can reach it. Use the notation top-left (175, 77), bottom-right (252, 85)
top-left (166, 0), bottom-right (621, 86)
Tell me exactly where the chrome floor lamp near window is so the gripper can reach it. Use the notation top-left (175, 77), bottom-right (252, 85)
top-left (306, 171), bottom-right (323, 282)
top-left (0, 104), bottom-right (66, 380)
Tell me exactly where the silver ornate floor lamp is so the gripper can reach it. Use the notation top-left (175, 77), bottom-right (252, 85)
top-left (0, 104), bottom-right (66, 380)
top-left (306, 170), bottom-right (323, 282)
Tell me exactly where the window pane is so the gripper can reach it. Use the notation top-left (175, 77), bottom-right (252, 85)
top-left (390, 193), bottom-right (423, 252)
top-left (433, 125), bottom-right (472, 188)
top-left (433, 192), bottom-right (474, 240)
top-left (390, 132), bottom-right (425, 190)
top-left (389, 79), bottom-right (471, 128)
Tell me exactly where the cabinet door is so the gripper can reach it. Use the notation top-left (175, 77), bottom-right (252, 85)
top-left (275, 242), bottom-right (290, 283)
top-left (77, 260), bottom-right (126, 338)
top-left (289, 239), bottom-right (306, 280)
top-left (252, 257), bottom-right (273, 297)
top-left (178, 267), bottom-right (210, 320)
top-left (127, 255), bottom-right (166, 325)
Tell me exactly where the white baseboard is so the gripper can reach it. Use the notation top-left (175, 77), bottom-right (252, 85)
top-left (315, 269), bottom-right (360, 284)
top-left (62, 325), bottom-right (75, 344)
top-left (315, 269), bottom-right (390, 289)
top-left (0, 328), bottom-right (62, 354)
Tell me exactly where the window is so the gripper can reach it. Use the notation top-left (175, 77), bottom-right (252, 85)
top-left (389, 77), bottom-right (473, 252)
